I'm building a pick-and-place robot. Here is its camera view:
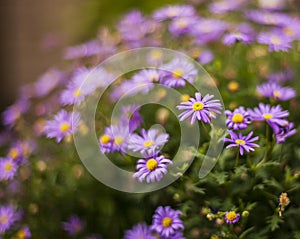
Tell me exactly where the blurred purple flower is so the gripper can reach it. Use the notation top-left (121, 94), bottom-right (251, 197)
top-left (62, 215), bottom-right (85, 237)
top-left (266, 70), bottom-right (294, 83)
top-left (2, 99), bottom-right (29, 127)
top-left (0, 205), bottom-right (19, 233)
top-left (168, 16), bottom-right (197, 36)
top-left (16, 226), bottom-right (31, 239)
top-left (245, 10), bottom-right (291, 26)
top-left (151, 206), bottom-right (184, 238)
top-left (257, 31), bottom-right (292, 52)
top-left (120, 105), bottom-right (143, 132)
top-left (224, 131), bottom-right (259, 155)
top-left (257, 0), bottom-right (285, 10)
top-left (0, 158), bottom-right (18, 181)
top-left (176, 92), bottom-right (222, 124)
top-left (225, 106), bottom-right (252, 130)
top-left (257, 82), bottom-right (296, 101)
top-left (153, 5), bottom-right (195, 21)
top-left (209, 0), bottom-right (246, 14)
top-left (124, 222), bottom-right (155, 239)
top-left (197, 50), bottom-right (214, 65)
top-left (273, 122), bottom-right (296, 144)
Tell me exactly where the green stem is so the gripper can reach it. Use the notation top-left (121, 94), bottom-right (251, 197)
top-left (256, 124), bottom-right (272, 168)
top-left (235, 151), bottom-right (240, 167)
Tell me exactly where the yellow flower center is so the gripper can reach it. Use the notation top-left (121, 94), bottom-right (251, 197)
top-left (263, 113), bottom-right (273, 120)
top-left (146, 158), bottom-right (158, 171)
top-left (167, 8), bottom-right (179, 17)
top-left (181, 94), bottom-right (190, 102)
top-left (4, 162), bottom-right (13, 172)
top-left (60, 122), bottom-right (71, 132)
top-left (226, 211), bottom-right (237, 221)
top-left (283, 27), bottom-right (294, 37)
top-left (192, 102), bottom-right (204, 111)
top-left (172, 69), bottom-right (184, 79)
top-left (0, 215), bottom-right (8, 224)
top-left (100, 134), bottom-right (111, 144)
top-left (143, 141), bottom-right (154, 147)
top-left (232, 113), bottom-right (244, 123)
top-left (228, 81), bottom-right (239, 92)
top-left (150, 50), bottom-right (163, 60)
top-left (270, 36), bottom-right (281, 45)
top-left (17, 230), bottom-right (26, 239)
top-left (273, 90), bottom-right (282, 99)
top-left (235, 139), bottom-right (245, 145)
top-left (176, 18), bottom-right (188, 29)
top-left (73, 89), bottom-right (82, 97)
top-left (162, 217), bottom-right (173, 227)
top-left (114, 136), bottom-right (124, 145)
top-left (9, 148), bottom-right (19, 159)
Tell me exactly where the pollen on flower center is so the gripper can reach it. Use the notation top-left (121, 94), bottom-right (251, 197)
top-left (226, 211), bottom-right (237, 221)
top-left (273, 90), bottom-right (282, 99)
top-left (235, 139), bottom-right (245, 145)
top-left (232, 113), bottom-right (244, 123)
top-left (144, 141), bottom-right (154, 147)
top-left (192, 102), bottom-right (204, 111)
top-left (284, 27), bottom-right (294, 37)
top-left (263, 113), bottom-right (273, 120)
top-left (17, 230), bottom-right (26, 239)
top-left (60, 122), bottom-right (71, 132)
top-left (4, 163), bottom-right (13, 172)
top-left (100, 134), bottom-right (111, 144)
top-left (146, 158), bottom-right (158, 171)
top-left (172, 69), bottom-right (184, 79)
top-left (270, 36), bottom-right (281, 45)
top-left (181, 94), bottom-right (190, 102)
top-left (0, 215), bottom-right (8, 224)
top-left (9, 148), bottom-right (19, 159)
top-left (162, 217), bottom-right (173, 227)
top-left (176, 19), bottom-right (188, 29)
top-left (114, 136), bottom-right (124, 145)
top-left (73, 89), bottom-right (82, 97)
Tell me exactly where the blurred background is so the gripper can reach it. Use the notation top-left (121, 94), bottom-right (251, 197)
top-left (0, 0), bottom-right (179, 113)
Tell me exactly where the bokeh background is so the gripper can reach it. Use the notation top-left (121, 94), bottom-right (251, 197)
top-left (0, 0), bottom-right (180, 114)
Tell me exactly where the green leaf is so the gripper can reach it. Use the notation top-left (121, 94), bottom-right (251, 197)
top-left (266, 215), bottom-right (284, 231)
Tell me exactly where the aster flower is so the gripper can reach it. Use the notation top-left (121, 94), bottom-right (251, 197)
top-left (281, 18), bottom-right (300, 40)
top-left (223, 23), bottom-right (254, 45)
top-left (258, 0), bottom-right (285, 10)
top-left (197, 50), bottom-right (214, 65)
top-left (225, 106), bottom-right (251, 130)
top-left (120, 105), bottom-right (143, 132)
top-left (62, 215), bottom-right (85, 237)
top-left (257, 82), bottom-right (296, 101)
top-left (248, 103), bottom-right (289, 128)
top-left (16, 226), bottom-right (31, 239)
top-left (257, 31), bottom-right (293, 52)
top-left (151, 206), bottom-right (184, 238)
top-left (163, 231), bottom-right (186, 239)
top-left (176, 92), bottom-right (222, 124)
top-left (224, 211), bottom-right (240, 224)
top-left (153, 5), bottom-right (195, 21)
top-left (2, 99), bottom-right (29, 127)
top-left (133, 152), bottom-right (172, 183)
top-left (99, 127), bottom-right (114, 154)
top-left (168, 16), bottom-right (197, 36)
top-left (245, 10), bottom-right (291, 26)
top-left (0, 205), bottom-right (18, 233)
top-left (273, 122), bottom-right (296, 144)
top-left (267, 70), bottom-right (294, 84)
top-left (161, 58), bottom-right (197, 88)
top-left (124, 222), bottom-right (155, 239)
top-left (44, 110), bottom-right (80, 143)
top-left (128, 129), bottom-right (169, 154)
top-left (209, 0), bottom-right (245, 14)
top-left (0, 158), bottom-right (18, 181)
top-left (224, 131), bottom-right (259, 155)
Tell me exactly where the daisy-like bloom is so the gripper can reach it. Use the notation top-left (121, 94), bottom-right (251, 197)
top-left (224, 131), bottom-right (259, 155)
top-left (161, 58), bottom-right (197, 88)
top-left (223, 23), bottom-right (254, 45)
top-left (124, 222), bottom-right (155, 239)
top-left (120, 105), bottom-right (143, 132)
top-left (132, 69), bottom-right (162, 84)
top-left (267, 70), bottom-right (294, 84)
top-left (168, 16), bottom-right (197, 36)
top-left (133, 152), bottom-right (172, 183)
top-left (273, 122), bottom-right (296, 144)
top-left (245, 10), bottom-right (291, 26)
top-left (2, 99), bottom-right (29, 127)
top-left (258, 0), bottom-right (285, 10)
top-left (151, 206), bottom-right (184, 238)
top-left (0, 158), bottom-right (18, 181)
top-left (257, 31), bottom-right (293, 52)
top-left (99, 127), bottom-right (114, 154)
top-left (191, 18), bottom-right (228, 45)
top-left (257, 82), bottom-right (296, 101)
top-left (224, 211), bottom-right (240, 224)
top-left (44, 110), bottom-right (80, 143)
top-left (248, 103), bottom-right (289, 128)
top-left (225, 106), bottom-right (252, 130)
top-left (209, 0), bottom-right (245, 14)
top-left (62, 215), bottom-right (85, 237)
top-left (0, 205), bottom-right (18, 233)
top-left (281, 18), bottom-right (300, 41)
top-left (16, 226), bottom-right (31, 239)
top-left (176, 92), bottom-right (222, 124)
top-left (128, 129), bottom-right (169, 154)
top-left (153, 5), bottom-right (195, 21)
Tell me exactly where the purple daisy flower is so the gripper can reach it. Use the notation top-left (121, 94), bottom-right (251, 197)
top-left (258, 0), bottom-right (285, 10)
top-left (16, 226), bottom-right (31, 239)
top-left (225, 106), bottom-right (252, 130)
top-left (2, 99), bottom-right (29, 127)
top-left (209, 0), bottom-right (245, 14)
top-left (128, 129), bottom-right (169, 154)
top-left (62, 215), bottom-right (85, 237)
top-left (0, 158), bottom-right (18, 181)
top-left (133, 152), bottom-right (172, 183)
top-left (245, 10), bottom-right (291, 26)
top-left (224, 131), bottom-right (259, 155)
top-left (267, 70), bottom-right (294, 84)
top-left (99, 127), bottom-right (114, 154)
top-left (0, 205), bottom-right (18, 233)
top-left (197, 50), bottom-right (214, 65)
top-left (153, 5), bottom-right (195, 21)
top-left (192, 18), bottom-right (228, 44)
top-left (176, 92), bottom-right (222, 124)
top-left (151, 206), bottom-right (184, 238)
top-left (120, 105), bottom-right (143, 132)
top-left (161, 58), bottom-right (197, 88)
top-left (168, 16), bottom-right (197, 36)
top-left (223, 23), bottom-right (254, 45)
top-left (248, 103), bottom-right (289, 127)
top-left (273, 122), bottom-right (296, 144)
top-left (224, 211), bottom-right (240, 224)
top-left (124, 222), bottom-right (155, 239)
top-left (257, 31), bottom-right (293, 52)
top-left (257, 82), bottom-right (296, 101)
top-left (281, 18), bottom-right (300, 40)
top-left (44, 110), bottom-right (80, 143)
